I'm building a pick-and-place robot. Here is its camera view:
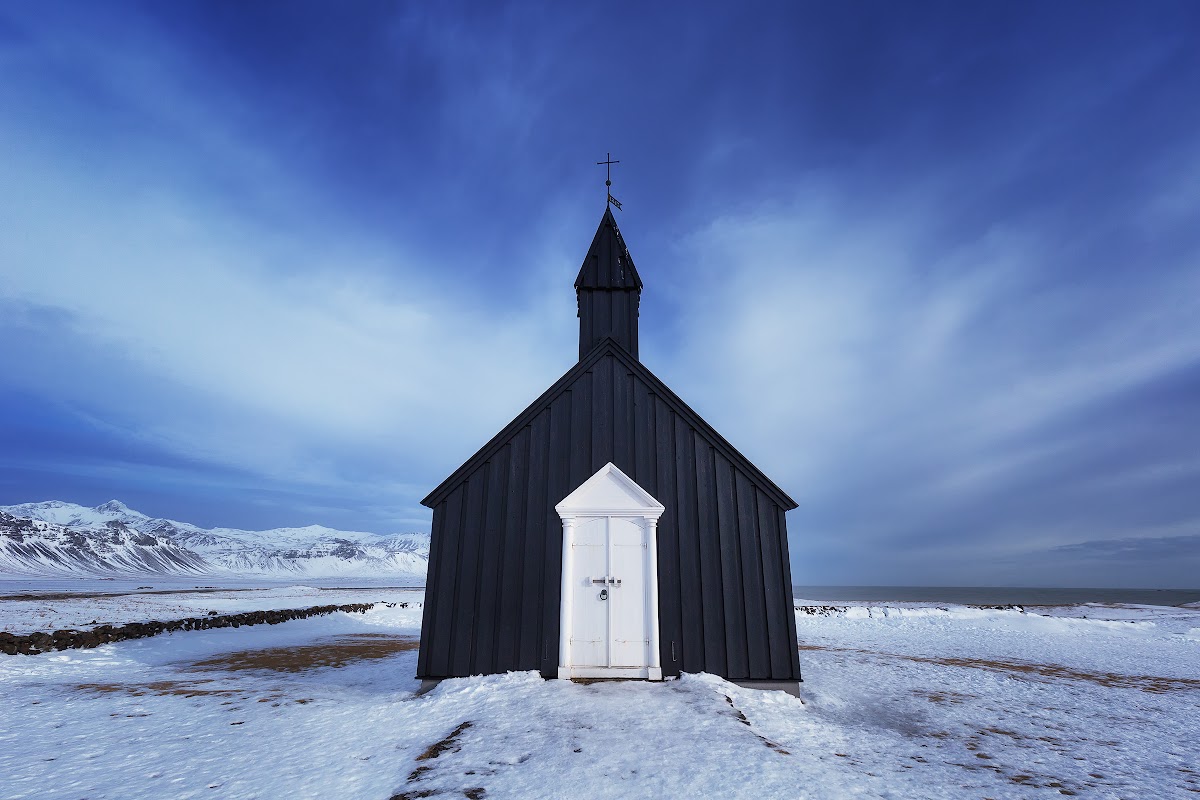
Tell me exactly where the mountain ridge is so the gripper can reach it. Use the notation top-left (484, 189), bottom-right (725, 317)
top-left (0, 500), bottom-right (430, 580)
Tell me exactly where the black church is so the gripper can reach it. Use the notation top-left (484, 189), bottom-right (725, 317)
top-left (417, 204), bottom-right (801, 694)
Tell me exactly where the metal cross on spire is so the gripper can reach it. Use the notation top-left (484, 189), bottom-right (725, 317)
top-left (596, 152), bottom-right (622, 210)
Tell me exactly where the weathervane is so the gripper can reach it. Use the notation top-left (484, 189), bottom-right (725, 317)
top-left (596, 152), bottom-right (622, 210)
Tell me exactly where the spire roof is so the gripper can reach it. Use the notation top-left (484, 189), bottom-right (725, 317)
top-left (575, 206), bottom-right (643, 291)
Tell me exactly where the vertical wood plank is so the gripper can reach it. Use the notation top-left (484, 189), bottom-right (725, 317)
top-left (473, 446), bottom-right (510, 674)
top-left (676, 417), bottom-right (700, 671)
top-left (613, 364), bottom-right (633, 472)
top-left (737, 473), bottom-right (770, 679)
top-left (592, 354), bottom-right (613, 468)
top-left (693, 436), bottom-right (725, 674)
top-left (611, 289), bottom-right (624, 343)
top-left (633, 381), bottom-right (654, 491)
top-left (541, 391), bottom-right (572, 676)
top-left (429, 485), bottom-right (463, 676)
top-left (495, 426), bottom-right (530, 672)
top-left (629, 296), bottom-right (639, 360)
top-left (449, 467), bottom-right (487, 676)
top-left (570, 376), bottom-right (592, 491)
top-left (594, 294), bottom-right (611, 349)
top-left (653, 396), bottom-right (680, 676)
top-left (715, 453), bottom-right (749, 679)
top-left (519, 408), bottom-right (551, 669)
top-left (416, 501), bottom-right (446, 677)
top-left (779, 507), bottom-right (802, 680)
top-left (632, 379), bottom-right (665, 665)
top-left (757, 489), bottom-right (791, 679)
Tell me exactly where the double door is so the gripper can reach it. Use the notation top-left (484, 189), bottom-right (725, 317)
top-left (569, 515), bottom-right (650, 670)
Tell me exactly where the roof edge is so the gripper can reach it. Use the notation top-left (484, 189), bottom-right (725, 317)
top-left (421, 337), bottom-right (797, 510)
top-left (421, 340), bottom-right (617, 507)
top-left (601, 342), bottom-right (799, 511)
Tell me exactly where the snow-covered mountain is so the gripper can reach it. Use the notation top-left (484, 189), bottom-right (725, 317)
top-left (0, 500), bottom-right (429, 580)
top-left (0, 511), bottom-right (210, 577)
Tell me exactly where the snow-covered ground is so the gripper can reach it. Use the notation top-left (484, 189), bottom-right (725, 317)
top-left (2, 589), bottom-right (1198, 799)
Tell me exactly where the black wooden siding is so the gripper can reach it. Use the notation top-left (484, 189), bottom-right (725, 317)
top-left (417, 341), bottom-right (801, 682)
top-left (577, 286), bottom-right (640, 361)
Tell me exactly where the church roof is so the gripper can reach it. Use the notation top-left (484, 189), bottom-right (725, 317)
top-left (575, 206), bottom-right (643, 291)
top-left (421, 337), bottom-right (797, 510)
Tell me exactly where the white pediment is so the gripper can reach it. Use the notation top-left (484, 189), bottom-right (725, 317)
top-left (555, 462), bottom-right (665, 518)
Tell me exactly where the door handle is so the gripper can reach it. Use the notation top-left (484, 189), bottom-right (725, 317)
top-left (600, 588), bottom-right (608, 601)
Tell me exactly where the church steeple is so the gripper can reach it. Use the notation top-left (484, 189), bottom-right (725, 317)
top-left (576, 206), bottom-right (643, 360)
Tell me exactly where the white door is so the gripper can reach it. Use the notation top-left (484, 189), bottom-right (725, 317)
top-left (568, 515), bottom-right (649, 669)
top-left (556, 462), bottom-right (664, 681)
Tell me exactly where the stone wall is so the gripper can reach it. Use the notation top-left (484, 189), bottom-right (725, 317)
top-left (0, 602), bottom-right (400, 655)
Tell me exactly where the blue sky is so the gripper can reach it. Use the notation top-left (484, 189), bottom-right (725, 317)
top-left (2, 1), bottom-right (1198, 588)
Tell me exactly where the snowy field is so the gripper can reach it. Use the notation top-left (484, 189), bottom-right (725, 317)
top-left (2, 587), bottom-right (1198, 799)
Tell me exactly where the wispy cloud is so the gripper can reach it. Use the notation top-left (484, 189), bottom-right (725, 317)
top-left (0, 150), bottom-right (575, 480)
top-left (658, 150), bottom-right (1200, 581)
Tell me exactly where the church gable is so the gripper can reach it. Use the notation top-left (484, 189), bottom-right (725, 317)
top-left (422, 338), bottom-right (796, 512)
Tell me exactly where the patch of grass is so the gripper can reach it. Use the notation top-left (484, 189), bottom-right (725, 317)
top-left (185, 634), bottom-right (418, 673)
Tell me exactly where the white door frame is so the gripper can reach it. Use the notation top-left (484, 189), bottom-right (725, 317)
top-left (555, 463), bottom-right (665, 681)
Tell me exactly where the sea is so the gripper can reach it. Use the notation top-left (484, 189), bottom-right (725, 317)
top-left (792, 586), bottom-right (1200, 607)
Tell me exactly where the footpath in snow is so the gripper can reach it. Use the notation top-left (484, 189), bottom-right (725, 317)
top-left (2, 588), bottom-right (1198, 799)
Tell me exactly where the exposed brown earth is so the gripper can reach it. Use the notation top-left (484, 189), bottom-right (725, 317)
top-left (74, 679), bottom-right (268, 699)
top-left (912, 688), bottom-right (977, 705)
top-left (185, 633), bottom-right (419, 673)
top-left (70, 633), bottom-right (419, 702)
top-left (723, 693), bottom-right (791, 755)
top-left (391, 721), bottom-right (484, 800)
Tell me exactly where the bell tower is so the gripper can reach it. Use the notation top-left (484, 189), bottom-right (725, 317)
top-left (575, 206), bottom-right (643, 360)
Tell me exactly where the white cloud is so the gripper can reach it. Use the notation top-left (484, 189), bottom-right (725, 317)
top-left (658, 174), bottom-right (1200, 565)
top-left (0, 134), bottom-right (574, 490)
